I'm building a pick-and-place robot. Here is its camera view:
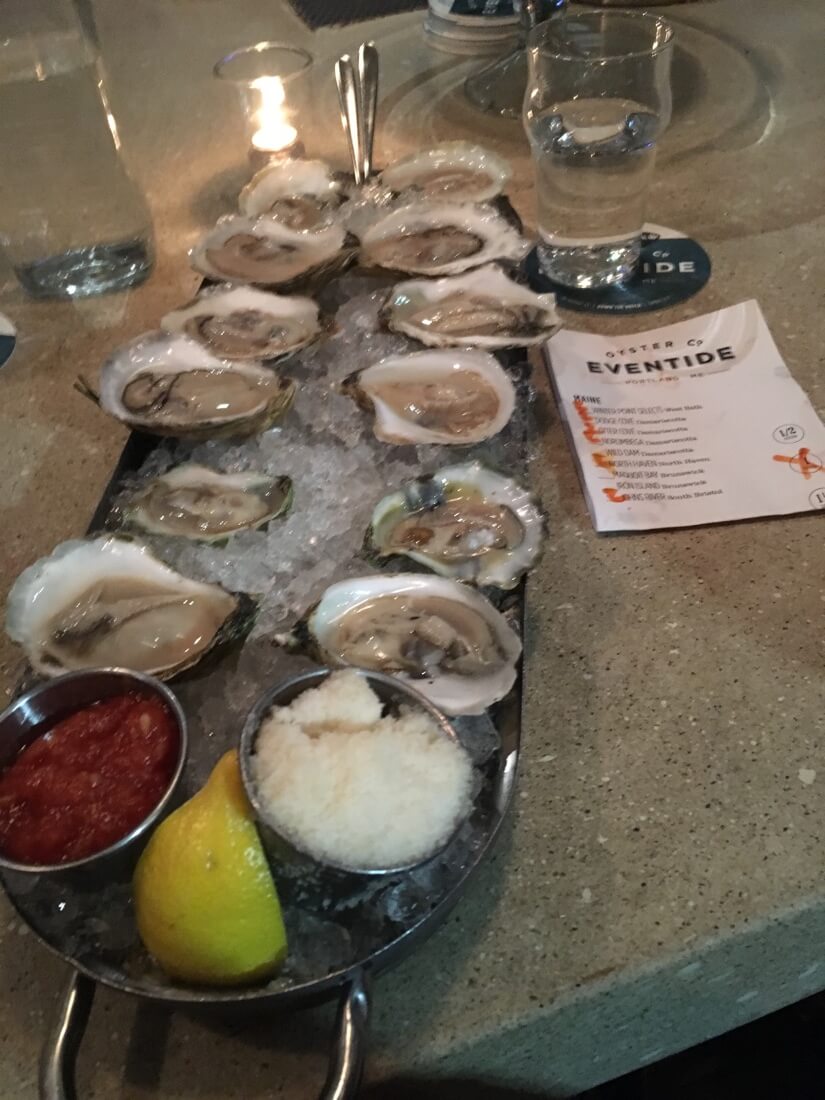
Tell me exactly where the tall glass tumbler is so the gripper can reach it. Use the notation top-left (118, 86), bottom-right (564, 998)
top-left (0, 0), bottom-right (153, 299)
top-left (523, 11), bottom-right (673, 289)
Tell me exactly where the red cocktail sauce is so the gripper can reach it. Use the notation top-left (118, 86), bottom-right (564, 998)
top-left (0, 692), bottom-right (179, 866)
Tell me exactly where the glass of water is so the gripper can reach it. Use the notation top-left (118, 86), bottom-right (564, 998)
top-left (523, 11), bottom-right (673, 289)
top-left (0, 0), bottom-right (153, 299)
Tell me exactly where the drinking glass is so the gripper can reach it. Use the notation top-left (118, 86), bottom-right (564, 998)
top-left (0, 0), bottom-right (154, 298)
top-left (523, 11), bottom-right (673, 289)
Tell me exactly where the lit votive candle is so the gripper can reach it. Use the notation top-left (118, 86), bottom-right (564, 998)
top-left (251, 77), bottom-right (298, 156)
top-left (215, 42), bottom-right (313, 168)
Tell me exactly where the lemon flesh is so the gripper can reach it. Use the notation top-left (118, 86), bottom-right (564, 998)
top-left (133, 750), bottom-right (287, 985)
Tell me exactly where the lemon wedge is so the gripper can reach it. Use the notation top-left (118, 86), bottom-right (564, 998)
top-left (134, 750), bottom-right (287, 985)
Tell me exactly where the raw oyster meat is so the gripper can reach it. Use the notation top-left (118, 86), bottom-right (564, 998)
top-left (380, 142), bottom-right (510, 204)
top-left (383, 264), bottom-right (559, 349)
top-left (239, 158), bottom-right (344, 229)
top-left (161, 285), bottom-right (324, 361)
top-left (5, 537), bottom-right (254, 679)
top-left (297, 573), bottom-right (521, 715)
top-left (346, 349), bottom-right (515, 445)
top-left (190, 214), bottom-right (349, 290)
top-left (96, 332), bottom-right (295, 440)
top-left (368, 461), bottom-right (543, 588)
top-left (359, 202), bottom-right (530, 277)
top-left (118, 464), bottom-right (293, 542)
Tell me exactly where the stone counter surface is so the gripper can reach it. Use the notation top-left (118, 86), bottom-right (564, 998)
top-left (1, 1), bottom-right (823, 1095)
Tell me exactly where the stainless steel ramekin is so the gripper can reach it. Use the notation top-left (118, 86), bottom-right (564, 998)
top-left (0, 667), bottom-right (188, 874)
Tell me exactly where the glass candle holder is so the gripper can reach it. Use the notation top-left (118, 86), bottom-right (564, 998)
top-left (214, 42), bottom-right (313, 167)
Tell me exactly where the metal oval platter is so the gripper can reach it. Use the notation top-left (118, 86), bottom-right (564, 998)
top-left (0, 266), bottom-right (528, 1095)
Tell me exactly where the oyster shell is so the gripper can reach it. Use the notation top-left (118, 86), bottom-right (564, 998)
top-left (346, 349), bottom-right (515, 445)
top-left (380, 142), bottom-right (511, 204)
top-left (383, 264), bottom-right (560, 349)
top-left (368, 461), bottom-right (543, 588)
top-left (96, 332), bottom-right (295, 440)
top-left (190, 215), bottom-right (349, 290)
top-left (298, 573), bottom-right (521, 715)
top-left (161, 285), bottom-right (324, 362)
top-left (118, 464), bottom-right (293, 542)
top-left (359, 202), bottom-right (530, 277)
top-left (239, 158), bottom-right (344, 229)
top-left (5, 537), bottom-right (255, 679)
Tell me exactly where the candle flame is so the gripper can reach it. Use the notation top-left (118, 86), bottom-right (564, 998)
top-left (251, 76), bottom-right (298, 153)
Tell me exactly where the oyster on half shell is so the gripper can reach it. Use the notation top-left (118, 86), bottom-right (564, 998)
top-left (345, 349), bottom-right (515, 445)
top-left (380, 142), bottom-right (511, 204)
top-left (294, 573), bottom-right (521, 715)
top-left (5, 537), bottom-right (255, 679)
top-left (118, 464), bottom-right (293, 542)
top-left (190, 215), bottom-right (349, 290)
top-left (368, 461), bottom-right (544, 589)
top-left (239, 159), bottom-right (344, 229)
top-left (383, 264), bottom-right (559, 349)
top-left (359, 202), bottom-right (530, 277)
top-left (161, 285), bottom-right (324, 362)
top-left (96, 332), bottom-right (295, 440)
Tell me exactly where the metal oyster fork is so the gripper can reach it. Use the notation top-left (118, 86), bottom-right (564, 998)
top-left (334, 41), bottom-right (379, 185)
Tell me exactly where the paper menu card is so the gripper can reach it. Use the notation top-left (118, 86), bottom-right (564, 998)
top-left (544, 300), bottom-right (825, 532)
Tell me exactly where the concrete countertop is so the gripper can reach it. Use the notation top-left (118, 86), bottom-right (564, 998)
top-left (0, 0), bottom-right (823, 1095)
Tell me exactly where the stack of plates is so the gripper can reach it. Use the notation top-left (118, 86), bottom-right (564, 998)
top-left (425, 0), bottom-right (520, 56)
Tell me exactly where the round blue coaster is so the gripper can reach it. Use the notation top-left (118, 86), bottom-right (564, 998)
top-left (525, 225), bottom-right (711, 315)
top-left (0, 313), bottom-right (16, 368)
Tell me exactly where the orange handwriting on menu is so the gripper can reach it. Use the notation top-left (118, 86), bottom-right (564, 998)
top-left (772, 447), bottom-right (825, 480)
top-left (573, 399), bottom-right (603, 444)
top-left (592, 451), bottom-right (617, 475)
top-left (603, 488), bottom-right (629, 503)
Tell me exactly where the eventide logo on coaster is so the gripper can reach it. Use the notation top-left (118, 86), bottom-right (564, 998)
top-left (0, 313), bottom-right (15, 368)
top-left (526, 225), bottom-right (711, 315)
